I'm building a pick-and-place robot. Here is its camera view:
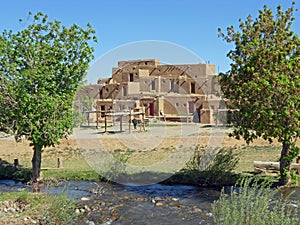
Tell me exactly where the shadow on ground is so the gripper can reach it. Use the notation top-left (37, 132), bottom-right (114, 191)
top-left (0, 159), bottom-right (31, 182)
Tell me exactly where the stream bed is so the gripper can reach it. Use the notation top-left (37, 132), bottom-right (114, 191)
top-left (1, 180), bottom-right (300, 225)
top-left (0, 180), bottom-right (219, 224)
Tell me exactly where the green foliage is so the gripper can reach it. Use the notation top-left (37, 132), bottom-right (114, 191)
top-left (290, 170), bottom-right (300, 186)
top-left (0, 12), bottom-right (96, 147)
top-left (80, 95), bottom-right (96, 111)
top-left (43, 169), bottom-right (100, 181)
top-left (42, 194), bottom-right (77, 225)
top-left (218, 2), bottom-right (300, 184)
top-left (212, 177), bottom-right (300, 225)
top-left (0, 191), bottom-right (77, 224)
top-left (0, 191), bottom-right (29, 201)
top-left (183, 147), bottom-right (239, 185)
top-left (100, 149), bottom-right (131, 182)
top-left (205, 148), bottom-right (239, 181)
top-left (183, 146), bottom-right (206, 171)
top-left (72, 108), bottom-right (85, 127)
top-left (0, 12), bottom-right (96, 180)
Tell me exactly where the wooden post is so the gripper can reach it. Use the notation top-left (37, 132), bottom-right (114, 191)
top-left (57, 157), bottom-right (62, 168)
top-left (104, 114), bottom-right (107, 133)
top-left (120, 115), bottom-right (123, 132)
top-left (96, 111), bottom-right (99, 129)
top-left (143, 113), bottom-right (146, 131)
top-left (14, 159), bottom-right (19, 168)
top-left (129, 110), bottom-right (132, 133)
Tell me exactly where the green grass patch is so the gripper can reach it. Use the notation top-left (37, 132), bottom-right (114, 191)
top-left (0, 191), bottom-right (77, 224)
top-left (43, 169), bottom-right (100, 181)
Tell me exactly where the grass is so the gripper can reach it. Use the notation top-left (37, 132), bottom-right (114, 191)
top-left (0, 133), bottom-right (291, 186)
top-left (0, 191), bottom-right (77, 224)
top-left (38, 144), bottom-right (278, 187)
top-left (0, 191), bottom-right (30, 201)
top-left (234, 145), bottom-right (282, 173)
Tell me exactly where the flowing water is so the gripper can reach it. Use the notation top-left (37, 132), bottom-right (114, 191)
top-left (0, 180), bottom-right (219, 224)
top-left (1, 180), bottom-right (299, 225)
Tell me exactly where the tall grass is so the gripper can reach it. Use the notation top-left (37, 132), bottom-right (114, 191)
top-left (211, 177), bottom-right (300, 225)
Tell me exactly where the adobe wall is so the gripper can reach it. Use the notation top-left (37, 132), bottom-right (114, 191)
top-left (96, 59), bottom-right (221, 124)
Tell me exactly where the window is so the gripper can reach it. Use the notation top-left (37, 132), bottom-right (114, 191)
top-left (123, 86), bottom-right (127, 96)
top-left (100, 105), bottom-right (105, 117)
top-left (129, 73), bottom-right (134, 82)
top-left (151, 80), bottom-right (156, 90)
top-left (170, 80), bottom-right (175, 91)
top-left (191, 82), bottom-right (196, 94)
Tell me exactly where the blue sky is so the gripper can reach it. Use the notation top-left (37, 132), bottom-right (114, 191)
top-left (0, 0), bottom-right (299, 83)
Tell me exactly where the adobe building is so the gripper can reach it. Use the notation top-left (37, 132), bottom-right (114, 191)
top-left (96, 59), bottom-right (222, 124)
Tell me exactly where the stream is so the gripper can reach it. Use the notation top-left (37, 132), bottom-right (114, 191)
top-left (1, 180), bottom-right (300, 225)
top-left (0, 180), bottom-right (219, 224)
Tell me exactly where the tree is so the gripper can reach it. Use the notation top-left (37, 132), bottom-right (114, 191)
top-left (0, 12), bottom-right (97, 182)
top-left (218, 2), bottom-right (300, 185)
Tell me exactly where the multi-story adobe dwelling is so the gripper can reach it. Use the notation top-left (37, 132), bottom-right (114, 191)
top-left (97, 59), bottom-right (222, 124)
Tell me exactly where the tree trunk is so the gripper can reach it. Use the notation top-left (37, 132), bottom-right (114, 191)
top-left (279, 142), bottom-right (292, 185)
top-left (31, 144), bottom-right (43, 183)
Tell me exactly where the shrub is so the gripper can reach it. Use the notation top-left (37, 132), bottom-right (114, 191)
top-left (211, 177), bottom-right (300, 225)
top-left (42, 194), bottom-right (77, 225)
top-left (183, 147), bottom-right (239, 185)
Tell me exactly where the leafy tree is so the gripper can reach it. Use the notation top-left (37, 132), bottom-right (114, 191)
top-left (218, 2), bottom-right (300, 184)
top-left (0, 12), bottom-right (97, 182)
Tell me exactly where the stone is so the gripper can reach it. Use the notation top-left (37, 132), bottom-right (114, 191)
top-left (155, 202), bottom-right (164, 206)
top-left (84, 205), bottom-right (91, 211)
top-left (85, 220), bottom-right (95, 225)
top-left (3, 201), bottom-right (10, 208)
top-left (154, 197), bottom-right (163, 201)
top-left (192, 207), bottom-right (202, 212)
top-left (75, 208), bottom-right (80, 214)
top-left (206, 212), bottom-right (213, 217)
top-left (9, 207), bottom-right (16, 213)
